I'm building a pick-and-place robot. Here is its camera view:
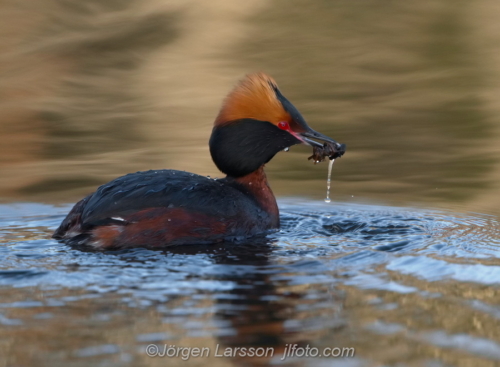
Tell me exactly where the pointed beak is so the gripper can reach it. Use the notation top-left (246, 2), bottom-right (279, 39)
top-left (298, 128), bottom-right (346, 159)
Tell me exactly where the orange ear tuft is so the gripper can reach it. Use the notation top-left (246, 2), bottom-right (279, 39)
top-left (215, 73), bottom-right (290, 126)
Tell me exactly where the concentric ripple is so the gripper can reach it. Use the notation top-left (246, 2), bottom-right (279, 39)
top-left (1, 200), bottom-right (500, 292)
top-left (1, 200), bottom-right (500, 366)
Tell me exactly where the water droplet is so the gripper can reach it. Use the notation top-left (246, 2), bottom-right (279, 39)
top-left (283, 147), bottom-right (289, 152)
top-left (324, 159), bottom-right (335, 203)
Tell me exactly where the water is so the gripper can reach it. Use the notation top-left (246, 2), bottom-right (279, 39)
top-left (324, 159), bottom-right (335, 203)
top-left (2, 0), bottom-right (500, 366)
top-left (1, 201), bottom-right (500, 366)
top-left (2, 0), bottom-right (500, 213)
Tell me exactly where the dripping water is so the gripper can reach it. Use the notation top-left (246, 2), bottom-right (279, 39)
top-left (324, 158), bottom-right (335, 203)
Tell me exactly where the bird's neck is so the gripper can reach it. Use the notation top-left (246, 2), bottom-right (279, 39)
top-left (209, 119), bottom-right (301, 178)
top-left (229, 166), bottom-right (279, 227)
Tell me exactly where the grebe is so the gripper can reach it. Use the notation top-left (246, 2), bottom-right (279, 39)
top-left (53, 73), bottom-right (346, 248)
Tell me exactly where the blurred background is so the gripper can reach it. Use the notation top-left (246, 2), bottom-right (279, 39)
top-left (1, 0), bottom-right (500, 214)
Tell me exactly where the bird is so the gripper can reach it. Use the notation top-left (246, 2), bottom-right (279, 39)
top-left (52, 73), bottom-right (346, 249)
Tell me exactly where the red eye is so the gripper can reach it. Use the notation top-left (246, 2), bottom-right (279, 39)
top-left (278, 121), bottom-right (289, 130)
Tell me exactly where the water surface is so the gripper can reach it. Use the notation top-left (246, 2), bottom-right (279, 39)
top-left (1, 0), bottom-right (500, 215)
top-left (1, 201), bottom-right (500, 366)
top-left (2, 1), bottom-right (500, 366)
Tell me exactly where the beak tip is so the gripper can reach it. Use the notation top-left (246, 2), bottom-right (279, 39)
top-left (337, 143), bottom-right (346, 154)
top-left (330, 143), bottom-right (346, 159)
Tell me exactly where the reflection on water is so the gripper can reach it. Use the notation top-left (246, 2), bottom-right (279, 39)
top-left (1, 201), bottom-right (500, 366)
top-left (2, 1), bottom-right (500, 366)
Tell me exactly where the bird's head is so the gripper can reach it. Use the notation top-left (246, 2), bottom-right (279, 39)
top-left (209, 73), bottom-right (345, 177)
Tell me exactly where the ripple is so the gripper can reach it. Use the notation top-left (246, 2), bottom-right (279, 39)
top-left (1, 200), bottom-right (500, 365)
top-left (0, 200), bottom-right (499, 293)
top-left (386, 256), bottom-right (500, 284)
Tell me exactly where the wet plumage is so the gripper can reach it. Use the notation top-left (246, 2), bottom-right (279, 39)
top-left (53, 73), bottom-right (345, 248)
